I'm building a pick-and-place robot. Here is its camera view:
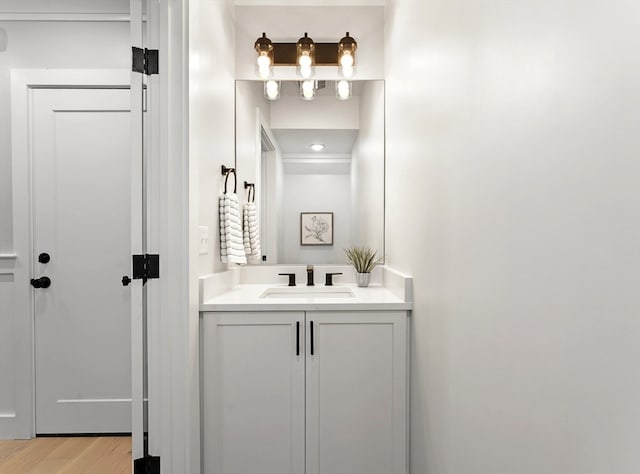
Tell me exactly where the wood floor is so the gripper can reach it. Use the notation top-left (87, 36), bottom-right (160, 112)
top-left (0, 436), bottom-right (131, 474)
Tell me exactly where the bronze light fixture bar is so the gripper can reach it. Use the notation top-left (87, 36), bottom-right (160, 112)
top-left (255, 33), bottom-right (357, 100)
top-left (272, 42), bottom-right (341, 66)
top-left (255, 33), bottom-right (357, 66)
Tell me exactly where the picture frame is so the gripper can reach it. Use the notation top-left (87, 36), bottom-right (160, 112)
top-left (300, 212), bottom-right (334, 246)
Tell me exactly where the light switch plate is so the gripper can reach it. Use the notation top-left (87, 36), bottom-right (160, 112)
top-left (199, 226), bottom-right (209, 255)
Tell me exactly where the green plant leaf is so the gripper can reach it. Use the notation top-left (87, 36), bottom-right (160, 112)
top-left (344, 246), bottom-right (381, 273)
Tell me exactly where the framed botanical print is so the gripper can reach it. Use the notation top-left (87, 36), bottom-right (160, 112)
top-left (300, 212), bottom-right (333, 245)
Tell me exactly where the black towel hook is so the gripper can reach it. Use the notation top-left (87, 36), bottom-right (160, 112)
top-left (222, 165), bottom-right (237, 194)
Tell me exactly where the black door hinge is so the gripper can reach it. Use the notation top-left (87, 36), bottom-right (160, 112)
top-left (132, 254), bottom-right (160, 284)
top-left (132, 47), bottom-right (159, 75)
top-left (134, 455), bottom-right (160, 474)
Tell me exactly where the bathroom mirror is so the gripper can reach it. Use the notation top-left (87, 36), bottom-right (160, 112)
top-left (235, 80), bottom-right (384, 265)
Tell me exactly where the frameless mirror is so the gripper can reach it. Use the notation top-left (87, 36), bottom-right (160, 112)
top-left (235, 80), bottom-right (384, 265)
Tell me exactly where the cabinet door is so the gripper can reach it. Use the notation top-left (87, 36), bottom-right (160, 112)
top-left (306, 311), bottom-right (407, 474)
top-left (202, 312), bottom-right (305, 474)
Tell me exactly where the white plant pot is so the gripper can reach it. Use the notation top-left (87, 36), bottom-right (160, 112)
top-left (355, 272), bottom-right (371, 288)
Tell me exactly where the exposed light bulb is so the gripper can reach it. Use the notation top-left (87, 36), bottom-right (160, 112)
top-left (301, 80), bottom-right (315, 100)
top-left (297, 47), bottom-right (315, 78)
top-left (338, 32), bottom-right (357, 78)
top-left (340, 51), bottom-right (354, 68)
top-left (336, 80), bottom-right (351, 100)
top-left (258, 66), bottom-right (271, 79)
top-left (265, 80), bottom-right (280, 100)
top-left (257, 53), bottom-right (271, 68)
top-left (257, 52), bottom-right (272, 79)
top-left (298, 51), bottom-right (313, 78)
top-left (310, 144), bottom-right (325, 152)
top-left (298, 52), bottom-right (312, 68)
top-left (300, 64), bottom-right (312, 79)
top-left (340, 64), bottom-right (354, 78)
top-left (254, 33), bottom-right (274, 79)
top-left (339, 51), bottom-right (355, 78)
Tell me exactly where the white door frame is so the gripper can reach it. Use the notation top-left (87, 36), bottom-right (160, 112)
top-left (130, 0), bottom-right (145, 461)
top-left (10, 69), bottom-right (131, 438)
top-left (154, 0), bottom-right (199, 472)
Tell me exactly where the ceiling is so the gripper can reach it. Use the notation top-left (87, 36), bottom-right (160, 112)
top-left (271, 128), bottom-right (358, 155)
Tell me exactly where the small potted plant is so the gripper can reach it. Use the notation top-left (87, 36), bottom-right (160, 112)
top-left (344, 246), bottom-right (382, 287)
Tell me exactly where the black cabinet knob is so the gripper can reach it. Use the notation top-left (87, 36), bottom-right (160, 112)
top-left (38, 253), bottom-right (50, 264)
top-left (122, 276), bottom-right (132, 286)
top-left (31, 276), bottom-right (51, 289)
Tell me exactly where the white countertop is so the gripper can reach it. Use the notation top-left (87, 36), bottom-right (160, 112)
top-left (200, 282), bottom-right (412, 312)
top-left (199, 265), bottom-right (413, 312)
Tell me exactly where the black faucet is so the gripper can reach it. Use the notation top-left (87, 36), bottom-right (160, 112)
top-left (325, 272), bottom-right (342, 286)
top-left (278, 273), bottom-right (296, 286)
top-left (307, 265), bottom-right (314, 286)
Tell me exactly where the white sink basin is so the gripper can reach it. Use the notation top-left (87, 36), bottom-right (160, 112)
top-left (260, 286), bottom-right (354, 299)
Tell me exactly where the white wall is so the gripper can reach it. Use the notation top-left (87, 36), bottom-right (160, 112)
top-left (282, 172), bottom-right (350, 265)
top-left (385, 0), bottom-right (640, 473)
top-left (191, 0), bottom-right (236, 276)
top-left (188, 0), bottom-right (235, 470)
top-left (235, 80), bottom-right (271, 187)
top-left (234, 80), bottom-right (273, 265)
top-left (351, 80), bottom-right (384, 254)
top-left (235, 5), bottom-right (384, 81)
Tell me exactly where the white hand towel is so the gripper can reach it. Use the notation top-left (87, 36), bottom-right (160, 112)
top-left (243, 201), bottom-right (261, 263)
top-left (219, 192), bottom-right (247, 265)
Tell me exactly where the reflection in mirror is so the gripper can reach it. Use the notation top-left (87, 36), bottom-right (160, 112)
top-left (235, 80), bottom-right (385, 265)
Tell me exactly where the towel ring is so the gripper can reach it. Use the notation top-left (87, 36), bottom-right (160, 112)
top-left (223, 168), bottom-right (237, 194)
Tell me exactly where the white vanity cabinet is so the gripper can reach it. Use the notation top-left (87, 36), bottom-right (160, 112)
top-left (201, 310), bottom-right (408, 474)
top-left (202, 311), bottom-right (306, 474)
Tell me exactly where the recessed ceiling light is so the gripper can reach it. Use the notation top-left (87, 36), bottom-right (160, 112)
top-left (310, 144), bottom-right (325, 152)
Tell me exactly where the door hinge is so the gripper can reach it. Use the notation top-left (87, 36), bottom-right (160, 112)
top-left (134, 455), bottom-right (160, 474)
top-left (132, 254), bottom-right (160, 284)
top-left (132, 47), bottom-right (159, 75)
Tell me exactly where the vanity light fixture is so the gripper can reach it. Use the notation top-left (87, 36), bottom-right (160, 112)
top-left (254, 32), bottom-right (358, 80)
top-left (300, 80), bottom-right (317, 100)
top-left (310, 144), bottom-right (325, 152)
top-left (296, 33), bottom-right (315, 79)
top-left (264, 80), bottom-right (280, 100)
top-left (335, 80), bottom-right (352, 100)
top-left (254, 32), bottom-right (274, 79)
top-left (337, 32), bottom-right (357, 78)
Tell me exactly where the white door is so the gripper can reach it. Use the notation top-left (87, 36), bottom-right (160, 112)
top-left (202, 312), bottom-right (306, 474)
top-left (305, 311), bottom-right (408, 474)
top-left (32, 87), bottom-right (132, 434)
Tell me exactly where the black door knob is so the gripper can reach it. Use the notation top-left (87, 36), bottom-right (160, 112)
top-left (122, 275), bottom-right (132, 286)
top-left (31, 276), bottom-right (51, 289)
top-left (38, 253), bottom-right (50, 264)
